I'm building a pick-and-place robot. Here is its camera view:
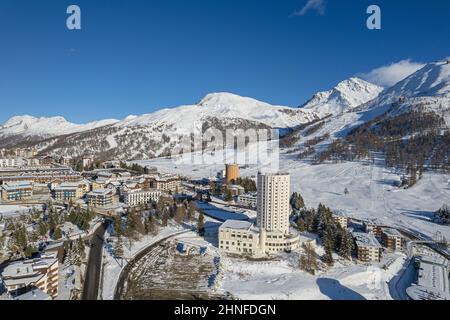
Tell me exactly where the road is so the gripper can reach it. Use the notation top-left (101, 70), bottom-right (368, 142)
top-left (81, 221), bottom-right (108, 300)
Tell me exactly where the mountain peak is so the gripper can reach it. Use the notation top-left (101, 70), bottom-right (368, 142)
top-left (198, 92), bottom-right (267, 108)
top-left (300, 77), bottom-right (383, 117)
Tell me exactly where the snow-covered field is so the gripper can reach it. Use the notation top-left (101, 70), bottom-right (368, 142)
top-left (220, 252), bottom-right (407, 300)
top-left (0, 205), bottom-right (34, 217)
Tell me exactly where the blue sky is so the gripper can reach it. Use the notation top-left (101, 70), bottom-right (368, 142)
top-left (0, 0), bottom-right (449, 123)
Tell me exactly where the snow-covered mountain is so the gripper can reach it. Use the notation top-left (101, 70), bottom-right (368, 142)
top-left (0, 115), bottom-right (119, 139)
top-left (7, 93), bottom-right (322, 160)
top-left (284, 60), bottom-right (450, 163)
top-left (300, 77), bottom-right (384, 118)
top-left (2, 59), bottom-right (449, 162)
top-left (117, 92), bottom-right (317, 131)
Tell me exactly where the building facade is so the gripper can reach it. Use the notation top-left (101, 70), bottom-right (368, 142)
top-left (87, 189), bottom-right (113, 207)
top-left (124, 188), bottom-right (162, 207)
top-left (0, 252), bottom-right (59, 299)
top-left (225, 164), bottom-right (239, 184)
top-left (53, 183), bottom-right (83, 202)
top-left (237, 192), bottom-right (257, 208)
top-left (0, 158), bottom-right (17, 168)
top-left (257, 172), bottom-right (290, 235)
top-left (1, 182), bottom-right (33, 202)
top-left (219, 172), bottom-right (300, 256)
top-left (353, 232), bottom-right (382, 262)
top-left (332, 211), bottom-right (349, 229)
top-left (381, 228), bottom-right (403, 251)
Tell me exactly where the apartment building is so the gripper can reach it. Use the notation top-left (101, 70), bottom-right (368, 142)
top-left (219, 172), bottom-right (301, 256)
top-left (219, 220), bottom-right (260, 255)
top-left (381, 228), bottom-right (404, 251)
top-left (226, 184), bottom-right (245, 197)
top-left (87, 188), bottom-right (113, 207)
top-left (1, 182), bottom-right (33, 202)
top-left (332, 211), bottom-right (349, 229)
top-left (237, 192), bottom-right (257, 208)
top-left (0, 252), bottom-right (59, 299)
top-left (363, 221), bottom-right (382, 237)
top-left (53, 183), bottom-right (84, 202)
top-left (257, 172), bottom-right (291, 235)
top-left (0, 158), bottom-right (17, 168)
top-left (124, 188), bottom-right (162, 207)
top-left (353, 232), bottom-right (382, 262)
top-left (0, 167), bottom-right (81, 185)
top-left (148, 174), bottom-right (181, 193)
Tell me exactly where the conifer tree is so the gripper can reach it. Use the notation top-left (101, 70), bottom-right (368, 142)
top-left (197, 212), bottom-right (205, 236)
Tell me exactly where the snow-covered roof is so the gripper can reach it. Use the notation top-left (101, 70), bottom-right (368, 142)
top-left (14, 288), bottom-right (51, 301)
top-left (88, 188), bottom-right (113, 196)
top-left (352, 232), bottom-right (382, 248)
top-left (1, 255), bottom-right (58, 287)
top-left (407, 254), bottom-right (450, 300)
top-left (381, 228), bottom-right (403, 237)
top-left (220, 220), bottom-right (253, 231)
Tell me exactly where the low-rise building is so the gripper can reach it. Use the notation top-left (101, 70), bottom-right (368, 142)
top-left (0, 252), bottom-right (59, 299)
top-left (237, 192), bottom-right (257, 208)
top-left (226, 185), bottom-right (245, 197)
top-left (1, 182), bottom-right (33, 202)
top-left (123, 188), bottom-right (162, 207)
top-left (406, 255), bottom-right (450, 300)
top-left (353, 232), bottom-right (382, 262)
top-left (87, 188), bottom-right (113, 207)
top-left (219, 220), bottom-right (302, 256)
top-left (332, 211), bottom-right (349, 229)
top-left (148, 174), bottom-right (181, 193)
top-left (381, 228), bottom-right (403, 251)
top-left (219, 221), bottom-right (260, 255)
top-left (53, 183), bottom-right (83, 202)
top-left (0, 158), bottom-right (17, 168)
top-left (363, 221), bottom-right (382, 237)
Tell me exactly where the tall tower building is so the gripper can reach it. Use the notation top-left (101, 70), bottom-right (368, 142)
top-left (225, 164), bottom-right (239, 184)
top-left (257, 172), bottom-right (290, 235)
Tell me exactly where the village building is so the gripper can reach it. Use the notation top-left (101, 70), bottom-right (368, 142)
top-left (353, 232), bottom-right (382, 262)
top-left (87, 188), bottom-right (113, 207)
top-left (381, 228), bottom-right (404, 251)
top-left (0, 252), bottom-right (59, 299)
top-left (1, 182), bottom-right (33, 202)
top-left (123, 188), bottom-right (162, 207)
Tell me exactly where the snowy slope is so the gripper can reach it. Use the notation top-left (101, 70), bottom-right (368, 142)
top-left (348, 60), bottom-right (450, 127)
top-left (17, 93), bottom-right (321, 159)
top-left (0, 115), bottom-right (119, 138)
top-left (374, 61), bottom-right (450, 107)
top-left (300, 77), bottom-right (384, 118)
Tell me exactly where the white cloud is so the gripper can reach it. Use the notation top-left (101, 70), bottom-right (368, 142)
top-left (360, 60), bottom-right (425, 87)
top-left (292, 0), bottom-right (326, 16)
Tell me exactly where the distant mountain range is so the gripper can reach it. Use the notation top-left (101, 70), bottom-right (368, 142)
top-left (1, 59), bottom-right (449, 164)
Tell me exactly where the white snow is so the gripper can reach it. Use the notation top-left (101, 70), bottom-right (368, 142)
top-left (116, 92), bottom-right (317, 131)
top-left (301, 77), bottom-right (384, 117)
top-left (0, 115), bottom-right (119, 138)
top-left (220, 252), bottom-right (407, 300)
top-left (0, 205), bottom-right (33, 217)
